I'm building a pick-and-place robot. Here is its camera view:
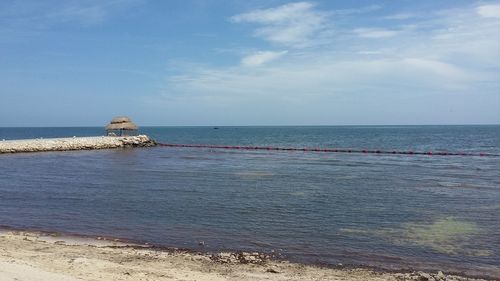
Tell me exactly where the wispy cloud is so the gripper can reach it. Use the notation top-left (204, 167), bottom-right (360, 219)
top-left (429, 5), bottom-right (500, 68)
top-left (383, 13), bottom-right (417, 20)
top-left (330, 4), bottom-right (381, 16)
top-left (476, 4), bottom-right (500, 18)
top-left (402, 58), bottom-right (471, 81)
top-left (157, 2), bottom-right (500, 124)
top-left (241, 50), bottom-right (288, 67)
top-left (0, 0), bottom-right (140, 30)
top-left (354, 28), bottom-right (398, 38)
top-left (230, 2), bottom-right (331, 48)
top-left (166, 56), bottom-right (477, 102)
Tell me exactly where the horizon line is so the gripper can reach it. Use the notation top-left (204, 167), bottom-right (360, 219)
top-left (1, 124), bottom-right (499, 128)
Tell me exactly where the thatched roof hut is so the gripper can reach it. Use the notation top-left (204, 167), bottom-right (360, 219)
top-left (106, 116), bottom-right (138, 136)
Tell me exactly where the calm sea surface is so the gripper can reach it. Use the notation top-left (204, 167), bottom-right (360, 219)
top-left (1, 126), bottom-right (499, 277)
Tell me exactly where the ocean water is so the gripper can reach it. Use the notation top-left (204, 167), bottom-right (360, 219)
top-left (1, 126), bottom-right (499, 277)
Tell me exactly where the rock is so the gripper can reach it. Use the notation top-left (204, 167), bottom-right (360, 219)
top-left (394, 273), bottom-right (408, 280)
top-left (266, 267), bottom-right (280, 274)
top-left (210, 251), bottom-right (270, 264)
top-left (0, 135), bottom-right (157, 154)
top-left (418, 272), bottom-right (435, 281)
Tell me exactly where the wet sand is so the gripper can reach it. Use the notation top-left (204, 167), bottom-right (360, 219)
top-left (0, 230), bottom-right (491, 281)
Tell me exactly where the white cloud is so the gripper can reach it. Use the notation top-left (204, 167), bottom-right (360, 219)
top-left (402, 58), bottom-right (471, 81)
top-left (154, 52), bottom-right (497, 125)
top-left (383, 13), bottom-right (416, 20)
top-left (427, 5), bottom-right (500, 67)
top-left (0, 0), bottom-right (141, 29)
top-left (357, 50), bottom-right (383, 55)
top-left (477, 4), bottom-right (500, 18)
top-left (230, 2), bottom-right (315, 24)
top-left (230, 2), bottom-right (330, 48)
top-left (165, 55), bottom-right (477, 106)
top-left (354, 28), bottom-right (398, 38)
top-left (169, 3), bottom-right (500, 98)
top-left (50, 4), bottom-right (107, 25)
top-left (155, 3), bottom-right (500, 125)
top-left (241, 50), bottom-right (288, 67)
top-left (330, 5), bottom-right (381, 16)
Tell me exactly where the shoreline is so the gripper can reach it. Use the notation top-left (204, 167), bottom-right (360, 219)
top-left (0, 135), bottom-right (157, 154)
top-left (0, 228), bottom-right (495, 281)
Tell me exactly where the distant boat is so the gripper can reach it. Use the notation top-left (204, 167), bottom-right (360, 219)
top-left (213, 127), bottom-right (219, 130)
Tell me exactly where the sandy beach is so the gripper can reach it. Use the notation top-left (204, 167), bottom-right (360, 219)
top-left (0, 230), bottom-right (492, 281)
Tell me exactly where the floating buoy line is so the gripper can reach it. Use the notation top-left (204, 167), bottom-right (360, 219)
top-left (158, 143), bottom-right (499, 157)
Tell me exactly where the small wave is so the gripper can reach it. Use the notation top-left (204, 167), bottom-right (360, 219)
top-left (235, 171), bottom-right (274, 180)
top-left (437, 182), bottom-right (462, 188)
top-left (290, 191), bottom-right (308, 197)
top-left (437, 182), bottom-right (496, 190)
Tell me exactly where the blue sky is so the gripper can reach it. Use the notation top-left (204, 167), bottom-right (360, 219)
top-left (1, 0), bottom-right (500, 126)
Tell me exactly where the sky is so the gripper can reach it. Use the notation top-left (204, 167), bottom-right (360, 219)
top-left (1, 0), bottom-right (500, 126)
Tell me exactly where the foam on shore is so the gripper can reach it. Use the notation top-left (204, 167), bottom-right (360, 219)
top-left (0, 135), bottom-right (157, 153)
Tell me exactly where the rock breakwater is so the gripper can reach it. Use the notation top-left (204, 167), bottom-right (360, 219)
top-left (0, 135), bottom-right (157, 154)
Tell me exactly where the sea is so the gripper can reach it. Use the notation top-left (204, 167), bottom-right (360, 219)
top-left (1, 126), bottom-right (499, 278)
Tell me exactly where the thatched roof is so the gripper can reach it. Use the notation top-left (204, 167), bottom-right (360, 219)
top-left (106, 116), bottom-right (138, 131)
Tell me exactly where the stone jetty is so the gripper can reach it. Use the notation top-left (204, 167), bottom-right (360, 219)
top-left (0, 135), bottom-right (157, 154)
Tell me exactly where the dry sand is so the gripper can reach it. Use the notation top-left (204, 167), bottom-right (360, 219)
top-left (0, 230), bottom-right (491, 281)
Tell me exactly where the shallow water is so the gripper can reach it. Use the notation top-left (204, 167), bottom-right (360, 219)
top-left (0, 126), bottom-right (499, 277)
